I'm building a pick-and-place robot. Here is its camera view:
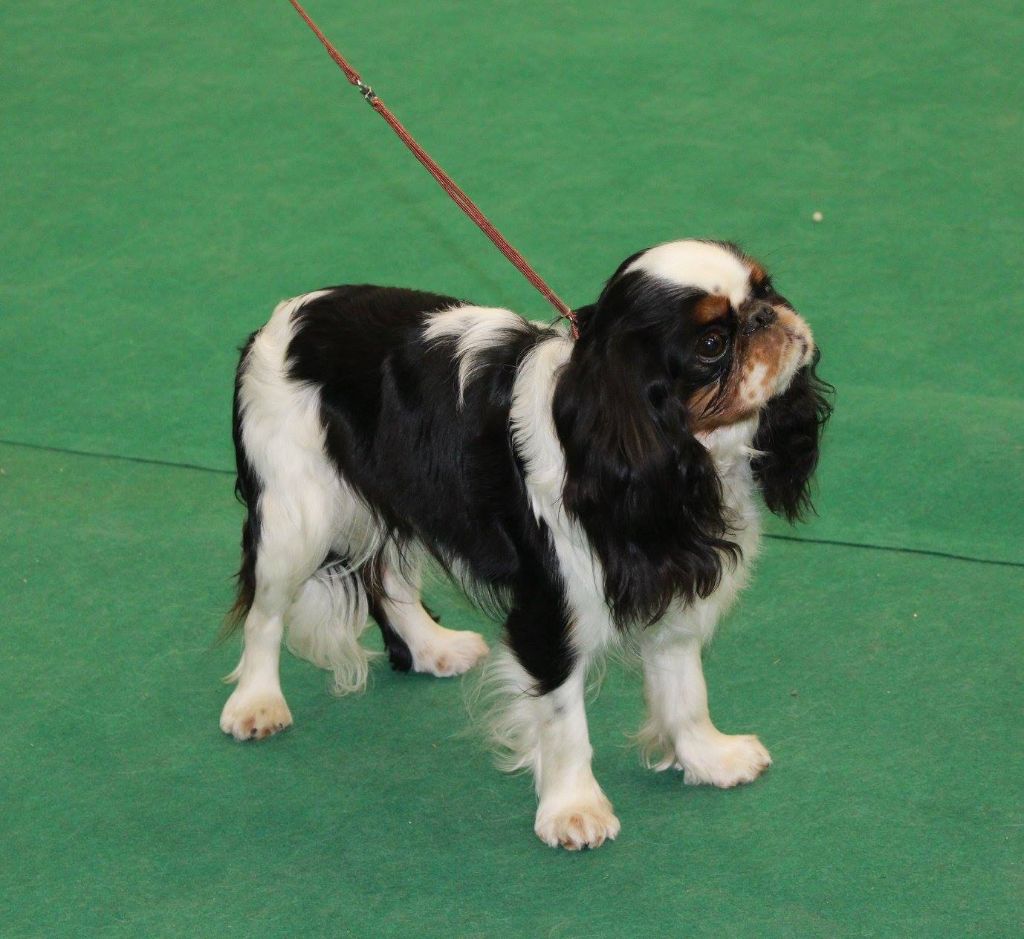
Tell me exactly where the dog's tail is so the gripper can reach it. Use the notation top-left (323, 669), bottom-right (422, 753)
top-left (286, 557), bottom-right (378, 695)
top-left (222, 331), bottom-right (261, 639)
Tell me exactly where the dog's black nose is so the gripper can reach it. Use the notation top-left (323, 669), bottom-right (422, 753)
top-left (744, 303), bottom-right (777, 335)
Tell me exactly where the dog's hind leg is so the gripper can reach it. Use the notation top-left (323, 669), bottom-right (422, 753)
top-left (221, 484), bottom-right (338, 741)
top-left (367, 553), bottom-right (489, 678)
top-left (221, 593), bottom-right (295, 740)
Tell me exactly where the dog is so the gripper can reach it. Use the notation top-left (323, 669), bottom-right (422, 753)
top-left (220, 238), bottom-right (831, 850)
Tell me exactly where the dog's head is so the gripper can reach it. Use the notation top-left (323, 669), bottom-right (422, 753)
top-left (554, 240), bottom-right (832, 624)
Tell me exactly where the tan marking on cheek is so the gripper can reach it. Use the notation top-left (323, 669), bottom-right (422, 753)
top-left (735, 330), bottom-right (789, 402)
top-left (747, 328), bottom-right (787, 372)
top-left (693, 295), bottom-right (730, 325)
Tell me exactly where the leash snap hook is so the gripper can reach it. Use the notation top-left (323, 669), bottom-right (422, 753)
top-left (355, 79), bottom-right (377, 102)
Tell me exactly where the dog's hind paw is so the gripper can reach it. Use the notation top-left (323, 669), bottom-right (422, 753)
top-left (220, 688), bottom-right (293, 741)
top-left (411, 626), bottom-right (489, 678)
top-left (676, 732), bottom-right (772, 788)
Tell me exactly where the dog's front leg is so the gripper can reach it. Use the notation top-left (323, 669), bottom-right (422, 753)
top-left (528, 665), bottom-right (620, 850)
top-left (639, 633), bottom-right (771, 787)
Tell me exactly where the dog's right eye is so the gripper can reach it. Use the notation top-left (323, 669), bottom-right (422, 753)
top-left (696, 329), bottom-right (729, 363)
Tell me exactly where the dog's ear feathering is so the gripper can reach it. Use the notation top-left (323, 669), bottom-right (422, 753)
top-left (553, 281), bottom-right (738, 629)
top-left (751, 353), bottom-right (834, 522)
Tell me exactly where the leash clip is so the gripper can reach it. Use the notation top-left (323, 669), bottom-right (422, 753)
top-left (355, 79), bottom-right (377, 102)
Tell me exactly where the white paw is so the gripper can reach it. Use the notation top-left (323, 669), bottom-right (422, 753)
top-left (535, 791), bottom-right (621, 851)
top-left (220, 688), bottom-right (293, 741)
top-left (676, 732), bottom-right (772, 788)
top-left (411, 626), bottom-right (489, 678)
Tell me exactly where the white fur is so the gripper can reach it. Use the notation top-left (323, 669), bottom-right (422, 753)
top-left (423, 305), bottom-right (530, 405)
top-left (510, 332), bottom-right (617, 660)
top-left (500, 332), bottom-right (625, 847)
top-left (638, 635), bottom-right (771, 784)
top-left (222, 294), bottom-right (489, 739)
top-left (477, 647), bottom-right (544, 773)
top-left (223, 263), bottom-right (795, 842)
top-left (378, 558), bottom-right (489, 677)
top-left (775, 312), bottom-right (817, 390)
top-left (223, 292), bottom-right (351, 738)
top-left (504, 355), bottom-right (773, 831)
top-left (501, 283), bottom-right (809, 806)
top-left (479, 649), bottom-right (619, 850)
top-left (636, 418), bottom-right (771, 782)
top-left (626, 240), bottom-right (753, 309)
top-left (236, 291), bottom-right (381, 575)
top-left (285, 563), bottom-right (375, 696)
top-left (531, 666), bottom-right (620, 850)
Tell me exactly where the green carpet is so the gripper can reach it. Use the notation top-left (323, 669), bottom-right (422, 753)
top-left (1, 1), bottom-right (1020, 935)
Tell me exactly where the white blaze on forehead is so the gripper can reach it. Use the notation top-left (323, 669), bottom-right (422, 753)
top-left (625, 240), bottom-right (752, 308)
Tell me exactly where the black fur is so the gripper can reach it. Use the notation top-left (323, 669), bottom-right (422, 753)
top-left (554, 270), bottom-right (739, 628)
top-left (278, 286), bottom-right (574, 694)
top-left (361, 566), bottom-right (445, 673)
top-left (362, 566), bottom-right (414, 673)
top-left (225, 331), bottom-right (261, 632)
top-left (227, 247), bottom-right (827, 696)
top-left (752, 354), bottom-right (834, 521)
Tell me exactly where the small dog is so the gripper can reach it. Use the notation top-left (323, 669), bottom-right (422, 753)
top-left (220, 239), bottom-right (831, 850)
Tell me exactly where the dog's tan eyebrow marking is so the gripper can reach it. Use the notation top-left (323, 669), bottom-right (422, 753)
top-left (747, 261), bottom-right (769, 288)
top-left (694, 295), bottom-right (731, 325)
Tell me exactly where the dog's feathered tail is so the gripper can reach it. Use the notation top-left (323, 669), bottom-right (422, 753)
top-left (285, 561), bottom-right (378, 695)
top-left (222, 331), bottom-right (261, 641)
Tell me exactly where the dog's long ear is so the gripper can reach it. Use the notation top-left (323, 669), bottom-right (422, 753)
top-left (553, 280), bottom-right (737, 628)
top-left (751, 355), bottom-right (833, 521)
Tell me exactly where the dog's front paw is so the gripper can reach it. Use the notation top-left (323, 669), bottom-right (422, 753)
top-left (676, 731), bottom-right (771, 788)
top-left (220, 688), bottom-right (293, 741)
top-left (535, 791), bottom-right (621, 851)
top-left (411, 626), bottom-right (489, 678)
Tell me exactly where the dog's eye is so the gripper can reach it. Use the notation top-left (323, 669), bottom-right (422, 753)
top-left (696, 329), bottom-right (729, 363)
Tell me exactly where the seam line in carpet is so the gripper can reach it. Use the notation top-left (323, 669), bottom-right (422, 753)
top-left (2, 436), bottom-right (1021, 571)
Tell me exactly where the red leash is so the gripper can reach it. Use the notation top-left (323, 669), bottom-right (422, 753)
top-left (286, 0), bottom-right (579, 338)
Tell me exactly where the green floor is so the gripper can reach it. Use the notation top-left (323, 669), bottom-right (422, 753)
top-left (2, 2), bottom-right (1021, 936)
